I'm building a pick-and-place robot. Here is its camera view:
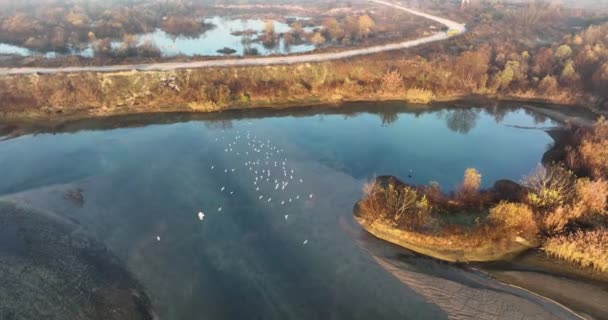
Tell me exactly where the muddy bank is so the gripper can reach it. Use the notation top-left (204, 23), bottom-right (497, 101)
top-left (475, 250), bottom-right (608, 319)
top-left (0, 201), bottom-right (155, 320)
top-left (354, 215), bottom-right (534, 263)
top-left (351, 228), bottom-right (585, 320)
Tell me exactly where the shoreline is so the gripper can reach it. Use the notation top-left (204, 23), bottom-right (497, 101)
top-left (0, 94), bottom-right (599, 125)
top-left (354, 215), bottom-right (536, 263)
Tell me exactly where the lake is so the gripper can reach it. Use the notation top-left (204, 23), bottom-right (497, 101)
top-left (1, 104), bottom-right (580, 319)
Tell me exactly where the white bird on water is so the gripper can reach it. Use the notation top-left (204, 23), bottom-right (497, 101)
top-left (156, 236), bottom-right (161, 241)
top-left (198, 212), bottom-right (205, 220)
top-left (218, 206), bottom-right (222, 212)
top-left (220, 186), bottom-right (225, 192)
top-left (302, 240), bottom-right (308, 245)
top-left (284, 214), bottom-right (288, 220)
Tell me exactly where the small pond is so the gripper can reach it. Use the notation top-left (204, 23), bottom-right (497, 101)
top-left (0, 16), bottom-right (318, 59)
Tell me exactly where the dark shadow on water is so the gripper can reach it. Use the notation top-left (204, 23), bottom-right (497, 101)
top-left (0, 100), bottom-right (572, 140)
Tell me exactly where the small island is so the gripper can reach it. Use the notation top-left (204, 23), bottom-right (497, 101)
top-left (356, 117), bottom-right (608, 274)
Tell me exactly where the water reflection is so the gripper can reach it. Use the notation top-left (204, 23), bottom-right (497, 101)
top-left (437, 108), bottom-right (480, 134)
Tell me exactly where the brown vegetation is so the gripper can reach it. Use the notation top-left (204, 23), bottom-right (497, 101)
top-left (544, 229), bottom-right (608, 273)
top-left (357, 119), bottom-right (608, 270)
top-left (3, 16), bottom-right (608, 118)
top-left (356, 175), bottom-right (538, 262)
top-left (360, 179), bottom-right (434, 231)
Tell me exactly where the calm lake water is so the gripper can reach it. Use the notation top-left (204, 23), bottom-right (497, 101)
top-left (0, 104), bottom-right (572, 319)
top-left (0, 17), bottom-right (317, 58)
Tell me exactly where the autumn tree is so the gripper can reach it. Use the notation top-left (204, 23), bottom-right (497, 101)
top-left (310, 32), bottom-right (326, 46)
top-left (262, 20), bottom-right (276, 47)
top-left (555, 44), bottom-right (573, 60)
top-left (453, 46), bottom-right (491, 91)
top-left (532, 48), bottom-right (554, 76)
top-left (357, 14), bottom-right (375, 40)
top-left (538, 75), bottom-right (559, 96)
top-left (322, 17), bottom-right (344, 42)
top-left (560, 59), bottom-right (579, 84)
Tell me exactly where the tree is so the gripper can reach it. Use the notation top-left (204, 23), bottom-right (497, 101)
top-left (555, 44), bottom-right (573, 60)
top-left (283, 32), bottom-right (294, 47)
top-left (494, 60), bottom-right (520, 91)
top-left (462, 168), bottom-right (482, 193)
top-left (454, 47), bottom-right (490, 91)
top-left (264, 20), bottom-right (275, 36)
top-left (560, 59), bottom-right (578, 84)
top-left (290, 22), bottom-right (304, 39)
top-left (533, 47), bottom-right (554, 76)
top-left (322, 17), bottom-right (344, 42)
top-left (357, 14), bottom-right (375, 40)
top-left (119, 33), bottom-right (138, 56)
top-left (262, 20), bottom-right (276, 47)
top-left (538, 75), bottom-right (559, 96)
top-left (310, 32), bottom-right (325, 46)
top-left (523, 164), bottom-right (576, 212)
top-left (92, 37), bottom-right (112, 56)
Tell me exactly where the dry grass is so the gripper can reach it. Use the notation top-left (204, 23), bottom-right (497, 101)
top-left (544, 229), bottom-right (608, 273)
top-left (404, 88), bottom-right (434, 104)
top-left (575, 178), bottom-right (608, 216)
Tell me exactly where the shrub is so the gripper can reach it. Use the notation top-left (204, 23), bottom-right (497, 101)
top-left (575, 178), bottom-right (608, 216)
top-left (380, 69), bottom-right (403, 93)
top-left (459, 168), bottom-right (482, 194)
top-left (578, 117), bottom-right (608, 179)
top-left (360, 180), bottom-right (433, 230)
top-left (488, 202), bottom-right (537, 233)
top-left (161, 16), bottom-right (203, 36)
top-left (544, 229), bottom-right (608, 273)
top-left (523, 164), bottom-right (575, 212)
top-left (404, 88), bottom-right (433, 104)
top-left (543, 206), bottom-right (572, 234)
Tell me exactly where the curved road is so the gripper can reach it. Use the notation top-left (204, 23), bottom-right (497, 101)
top-left (0, 0), bottom-right (466, 75)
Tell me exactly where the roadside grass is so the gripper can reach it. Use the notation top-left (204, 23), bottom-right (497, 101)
top-left (544, 229), bottom-right (608, 273)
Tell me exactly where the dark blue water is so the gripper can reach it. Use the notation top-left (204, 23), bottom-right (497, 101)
top-left (0, 105), bottom-right (559, 319)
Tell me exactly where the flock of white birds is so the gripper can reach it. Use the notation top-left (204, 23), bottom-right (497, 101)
top-left (173, 128), bottom-right (314, 245)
